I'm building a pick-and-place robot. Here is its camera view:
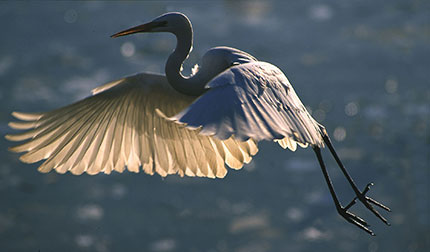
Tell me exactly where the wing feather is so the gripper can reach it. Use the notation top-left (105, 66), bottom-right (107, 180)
top-left (57, 99), bottom-right (113, 168)
top-left (11, 111), bottom-right (43, 121)
top-left (19, 97), bottom-right (107, 155)
top-left (222, 138), bottom-right (244, 169)
top-left (168, 62), bottom-right (323, 148)
top-left (86, 98), bottom-right (120, 174)
top-left (125, 94), bottom-right (141, 173)
top-left (6, 73), bottom-right (258, 177)
top-left (35, 99), bottom-right (111, 172)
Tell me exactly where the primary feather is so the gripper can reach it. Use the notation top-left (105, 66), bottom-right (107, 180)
top-left (6, 73), bottom-right (258, 178)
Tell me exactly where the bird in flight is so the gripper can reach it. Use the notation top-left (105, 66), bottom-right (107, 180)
top-left (6, 12), bottom-right (390, 235)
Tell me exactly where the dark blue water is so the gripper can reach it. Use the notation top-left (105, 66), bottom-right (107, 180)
top-left (1, 1), bottom-right (429, 251)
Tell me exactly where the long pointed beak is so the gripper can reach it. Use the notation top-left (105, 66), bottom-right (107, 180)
top-left (111, 21), bottom-right (167, 38)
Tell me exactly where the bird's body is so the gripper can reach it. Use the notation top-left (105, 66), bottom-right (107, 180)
top-left (6, 12), bottom-right (390, 234)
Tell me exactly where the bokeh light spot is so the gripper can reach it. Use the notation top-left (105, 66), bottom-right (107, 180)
top-left (75, 234), bottom-right (94, 248)
top-left (112, 183), bottom-right (127, 199)
top-left (313, 109), bottom-right (326, 122)
top-left (385, 77), bottom-right (398, 94)
top-left (121, 42), bottom-right (136, 57)
top-left (302, 227), bottom-right (326, 240)
top-left (286, 207), bottom-right (304, 222)
top-left (309, 4), bottom-right (333, 22)
top-left (333, 127), bottom-right (346, 142)
top-left (345, 102), bottom-right (359, 116)
top-left (150, 238), bottom-right (177, 252)
top-left (76, 204), bottom-right (104, 221)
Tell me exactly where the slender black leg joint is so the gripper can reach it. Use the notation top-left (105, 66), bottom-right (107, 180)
top-left (318, 130), bottom-right (391, 228)
top-left (313, 146), bottom-right (374, 235)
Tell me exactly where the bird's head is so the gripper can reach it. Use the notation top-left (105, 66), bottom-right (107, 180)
top-left (111, 12), bottom-right (192, 38)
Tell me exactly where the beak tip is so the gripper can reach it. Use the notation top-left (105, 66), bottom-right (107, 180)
top-left (109, 21), bottom-right (163, 39)
top-left (110, 33), bottom-right (120, 38)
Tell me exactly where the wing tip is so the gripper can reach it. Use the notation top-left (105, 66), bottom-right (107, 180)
top-left (11, 111), bottom-right (43, 121)
top-left (5, 134), bottom-right (15, 141)
top-left (8, 145), bottom-right (23, 153)
top-left (8, 122), bottom-right (20, 129)
top-left (38, 166), bottom-right (53, 173)
top-left (19, 154), bottom-right (35, 163)
top-left (91, 79), bottom-right (123, 95)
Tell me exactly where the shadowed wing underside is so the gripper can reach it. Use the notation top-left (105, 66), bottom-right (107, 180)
top-left (168, 62), bottom-right (324, 150)
top-left (6, 73), bottom-right (258, 178)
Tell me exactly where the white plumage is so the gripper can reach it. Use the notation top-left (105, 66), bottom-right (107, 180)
top-left (7, 73), bottom-right (258, 178)
top-left (6, 60), bottom-right (321, 177)
top-left (168, 62), bottom-right (322, 146)
top-left (6, 12), bottom-right (391, 235)
top-left (6, 13), bottom-right (321, 178)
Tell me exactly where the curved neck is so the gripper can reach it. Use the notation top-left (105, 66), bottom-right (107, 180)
top-left (165, 28), bottom-right (206, 96)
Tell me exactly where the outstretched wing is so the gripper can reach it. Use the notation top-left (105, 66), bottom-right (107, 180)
top-left (6, 73), bottom-right (258, 178)
top-left (168, 62), bottom-right (324, 151)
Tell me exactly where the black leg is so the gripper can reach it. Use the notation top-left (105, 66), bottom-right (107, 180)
top-left (313, 147), bottom-right (374, 235)
top-left (320, 128), bottom-right (391, 226)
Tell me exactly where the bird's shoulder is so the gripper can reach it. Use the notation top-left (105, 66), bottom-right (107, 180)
top-left (202, 46), bottom-right (257, 66)
top-left (206, 61), bottom-right (290, 93)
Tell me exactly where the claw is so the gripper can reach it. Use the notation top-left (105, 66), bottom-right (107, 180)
top-left (366, 196), bottom-right (391, 212)
top-left (355, 183), bottom-right (391, 226)
top-left (364, 200), bottom-right (391, 226)
top-left (347, 211), bottom-right (369, 227)
top-left (338, 207), bottom-right (374, 236)
top-left (363, 182), bottom-right (373, 194)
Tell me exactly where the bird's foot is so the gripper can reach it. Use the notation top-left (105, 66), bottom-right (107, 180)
top-left (337, 206), bottom-right (374, 236)
top-left (346, 183), bottom-right (391, 226)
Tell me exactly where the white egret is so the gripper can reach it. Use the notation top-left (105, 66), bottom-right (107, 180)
top-left (6, 12), bottom-right (390, 234)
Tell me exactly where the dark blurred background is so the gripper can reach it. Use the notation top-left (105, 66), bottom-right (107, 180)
top-left (0, 1), bottom-right (428, 251)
